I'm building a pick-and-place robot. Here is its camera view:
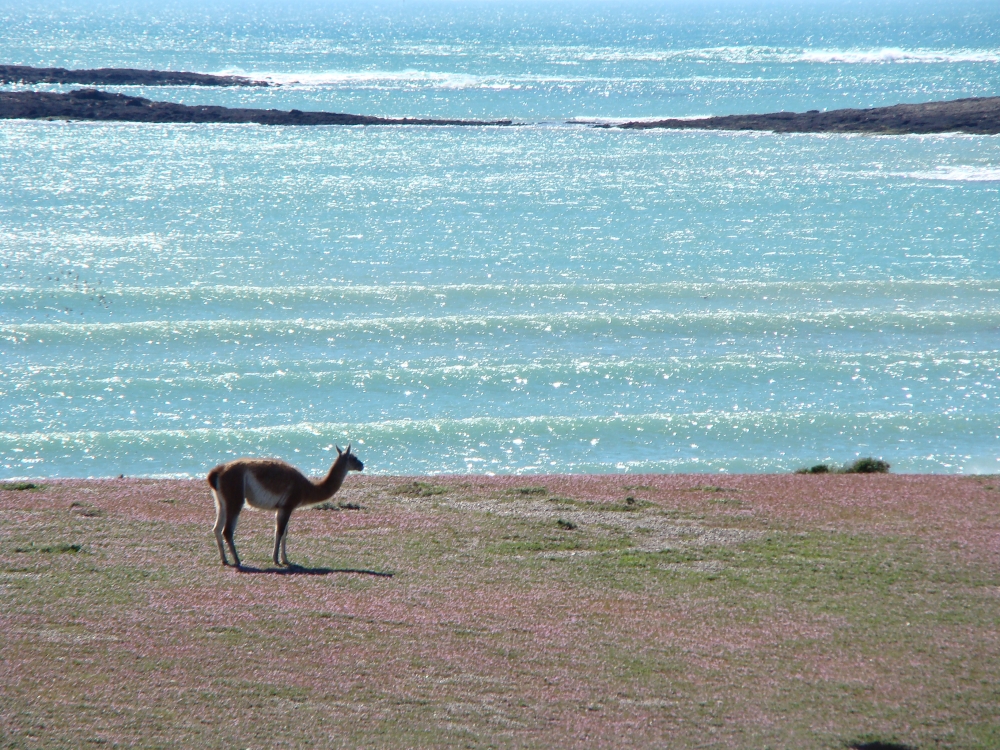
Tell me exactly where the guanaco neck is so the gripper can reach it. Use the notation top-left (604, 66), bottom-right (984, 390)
top-left (306, 454), bottom-right (351, 503)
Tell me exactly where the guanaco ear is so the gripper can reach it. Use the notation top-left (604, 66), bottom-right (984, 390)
top-left (336, 445), bottom-right (343, 455)
top-left (346, 443), bottom-right (352, 454)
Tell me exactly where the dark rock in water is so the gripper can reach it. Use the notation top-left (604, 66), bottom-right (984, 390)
top-left (0, 89), bottom-right (514, 127)
top-left (0, 64), bottom-right (268, 87)
top-left (612, 96), bottom-right (1000, 135)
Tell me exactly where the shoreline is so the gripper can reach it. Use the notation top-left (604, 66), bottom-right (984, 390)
top-left (0, 64), bottom-right (267, 87)
top-left (612, 95), bottom-right (1000, 135)
top-left (1, 83), bottom-right (998, 132)
top-left (0, 88), bottom-right (513, 126)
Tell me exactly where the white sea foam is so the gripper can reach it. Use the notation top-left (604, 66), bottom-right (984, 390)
top-left (531, 45), bottom-right (1000, 66)
top-left (565, 115), bottom-right (711, 125)
top-left (796, 47), bottom-right (1000, 64)
top-left (217, 69), bottom-right (482, 89)
top-left (234, 70), bottom-right (483, 89)
top-left (211, 45), bottom-right (998, 94)
top-left (2, 279), bottom-right (994, 297)
top-left (4, 307), bottom-right (995, 337)
top-left (899, 166), bottom-right (1000, 182)
top-left (222, 69), bottom-right (681, 90)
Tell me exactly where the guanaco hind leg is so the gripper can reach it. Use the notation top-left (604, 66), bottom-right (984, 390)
top-left (211, 489), bottom-right (229, 565)
top-left (212, 472), bottom-right (244, 567)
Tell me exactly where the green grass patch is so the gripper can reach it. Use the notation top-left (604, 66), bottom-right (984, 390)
top-left (510, 486), bottom-right (548, 496)
top-left (711, 495), bottom-right (744, 505)
top-left (393, 481), bottom-right (449, 497)
top-left (682, 484), bottom-right (740, 493)
top-left (546, 495), bottom-right (575, 505)
top-left (546, 495), bottom-right (653, 511)
top-left (1, 481), bottom-right (45, 491)
top-left (485, 517), bottom-right (636, 556)
top-left (203, 625), bottom-right (247, 645)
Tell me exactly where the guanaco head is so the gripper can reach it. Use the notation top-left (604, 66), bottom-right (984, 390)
top-left (336, 444), bottom-right (364, 472)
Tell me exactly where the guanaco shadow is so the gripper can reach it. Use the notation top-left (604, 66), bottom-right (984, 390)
top-left (235, 564), bottom-right (393, 577)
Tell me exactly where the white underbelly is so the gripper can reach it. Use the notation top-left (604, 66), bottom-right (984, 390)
top-left (243, 471), bottom-right (289, 510)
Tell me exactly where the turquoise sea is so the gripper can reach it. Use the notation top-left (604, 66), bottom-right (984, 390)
top-left (2, 0), bottom-right (999, 477)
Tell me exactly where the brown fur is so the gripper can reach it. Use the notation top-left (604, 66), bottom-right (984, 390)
top-left (206, 445), bottom-right (363, 567)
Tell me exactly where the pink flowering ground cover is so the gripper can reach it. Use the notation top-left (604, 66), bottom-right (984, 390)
top-left (1, 474), bottom-right (999, 748)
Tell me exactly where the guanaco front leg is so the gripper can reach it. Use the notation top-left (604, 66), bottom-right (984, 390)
top-left (223, 510), bottom-right (242, 568)
top-left (274, 506), bottom-right (294, 566)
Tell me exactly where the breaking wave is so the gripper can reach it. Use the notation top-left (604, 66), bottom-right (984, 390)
top-left (796, 47), bottom-right (1000, 64)
top-left (214, 46), bottom-right (998, 91)
top-left (899, 165), bottom-right (1000, 182)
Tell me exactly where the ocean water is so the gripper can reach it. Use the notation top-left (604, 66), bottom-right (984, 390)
top-left (1, 0), bottom-right (999, 477)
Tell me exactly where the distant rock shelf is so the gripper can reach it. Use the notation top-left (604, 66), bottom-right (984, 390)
top-left (3, 83), bottom-right (997, 134)
top-left (0, 64), bottom-right (268, 87)
top-left (612, 96), bottom-right (1000, 135)
top-left (0, 89), bottom-right (513, 126)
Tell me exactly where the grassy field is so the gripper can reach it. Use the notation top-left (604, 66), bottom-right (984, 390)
top-left (1, 473), bottom-right (999, 749)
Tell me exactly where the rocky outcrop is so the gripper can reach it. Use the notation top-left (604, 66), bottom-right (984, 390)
top-left (5, 83), bottom-right (996, 134)
top-left (0, 64), bottom-right (267, 87)
top-left (0, 89), bottom-right (514, 126)
top-left (614, 96), bottom-right (1000, 134)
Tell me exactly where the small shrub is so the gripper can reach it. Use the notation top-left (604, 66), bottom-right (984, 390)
top-left (795, 464), bottom-right (831, 474)
top-left (843, 457), bottom-right (890, 474)
top-left (1, 482), bottom-right (43, 491)
top-left (70, 502), bottom-right (104, 517)
top-left (514, 486), bottom-right (548, 496)
top-left (556, 519), bottom-right (577, 530)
